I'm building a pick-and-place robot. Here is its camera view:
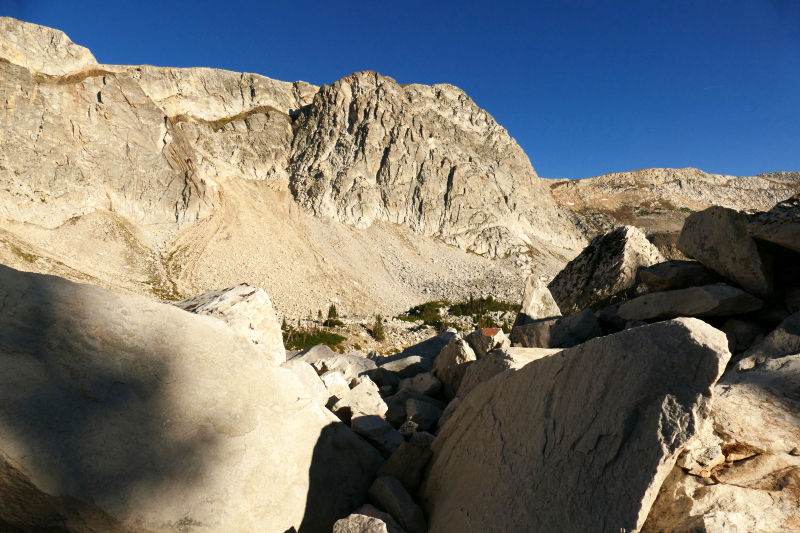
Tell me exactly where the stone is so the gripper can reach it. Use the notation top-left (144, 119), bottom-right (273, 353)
top-left (432, 335), bottom-right (477, 400)
top-left (368, 477), bottom-right (427, 533)
top-left (509, 318), bottom-right (566, 348)
top-left (334, 504), bottom-right (407, 533)
top-left (720, 318), bottom-right (764, 354)
top-left (380, 357), bottom-right (433, 379)
top-left (405, 399), bottom-right (443, 433)
top-left (292, 347), bottom-right (377, 382)
top-left (377, 436), bottom-right (434, 493)
top-left (425, 318), bottom-right (731, 533)
top-left (175, 283), bottom-right (286, 364)
top-left (322, 371), bottom-right (352, 401)
top-left (561, 307), bottom-right (603, 346)
top-left (398, 421), bottom-right (419, 439)
top-left (548, 225), bottom-right (664, 315)
top-left (639, 260), bottom-right (719, 293)
top-left (513, 275), bottom-right (562, 327)
top-left (748, 193), bottom-right (800, 253)
top-left (372, 367), bottom-right (402, 390)
top-left (384, 390), bottom-right (447, 429)
top-left (677, 206), bottom-right (773, 296)
top-left (464, 327), bottom-right (510, 359)
top-left (617, 285), bottom-right (763, 322)
top-left (438, 347), bottom-right (562, 430)
top-left (738, 311), bottom-right (800, 369)
top-left (642, 354), bottom-right (800, 531)
top-left (397, 372), bottom-right (441, 396)
top-left (0, 264), bottom-right (383, 533)
top-left (625, 320), bottom-right (648, 329)
top-left (786, 287), bottom-right (800, 314)
top-left (351, 415), bottom-right (406, 459)
top-left (280, 359), bottom-right (330, 405)
top-left (332, 380), bottom-right (389, 424)
top-left (596, 303), bottom-right (626, 333)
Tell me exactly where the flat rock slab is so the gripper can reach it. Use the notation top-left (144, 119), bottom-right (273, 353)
top-left (748, 193), bottom-right (800, 253)
top-left (425, 318), bottom-right (731, 533)
top-left (380, 356), bottom-right (433, 379)
top-left (639, 260), bottom-right (719, 293)
top-left (0, 264), bottom-right (383, 533)
top-left (513, 275), bottom-right (562, 327)
top-left (509, 318), bottom-right (566, 348)
top-left (617, 285), bottom-right (763, 322)
top-left (678, 206), bottom-right (773, 296)
top-left (548, 225), bottom-right (664, 315)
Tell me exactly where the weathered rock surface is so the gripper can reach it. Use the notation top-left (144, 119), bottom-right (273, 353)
top-left (548, 225), bottom-right (664, 315)
top-left (738, 311), bottom-right (800, 368)
top-left (175, 283), bottom-right (285, 364)
top-left (351, 415), bottom-right (406, 459)
top-left (397, 372), bottom-right (441, 396)
top-left (384, 390), bottom-right (447, 429)
top-left (333, 379), bottom-right (389, 423)
top-left (432, 335), bottom-right (476, 400)
top-left (425, 318), bottom-right (731, 533)
top-left (561, 307), bottom-right (603, 346)
top-left (509, 318), bottom-right (566, 348)
top-left (0, 264), bottom-right (383, 533)
top-left (334, 504), bottom-right (407, 533)
top-left (464, 327), bottom-right (509, 359)
top-left (720, 318), bottom-right (764, 355)
top-left (405, 399), bottom-right (443, 433)
top-left (748, 193), bottom-right (800, 253)
top-left (639, 260), bottom-right (719, 293)
top-left (369, 477), bottom-right (427, 533)
top-left (377, 433), bottom-right (435, 493)
top-left (380, 357), bottom-right (433, 379)
top-left (280, 359), bottom-right (330, 405)
top-left (642, 354), bottom-right (800, 532)
top-left (322, 371), bottom-right (352, 401)
top-left (678, 206), bottom-right (773, 296)
top-left (617, 285), bottom-right (763, 322)
top-left (513, 275), bottom-right (562, 327)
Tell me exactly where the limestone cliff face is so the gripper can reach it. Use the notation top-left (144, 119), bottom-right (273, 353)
top-left (289, 71), bottom-right (584, 258)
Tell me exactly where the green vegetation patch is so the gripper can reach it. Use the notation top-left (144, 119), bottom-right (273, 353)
top-left (283, 326), bottom-right (346, 351)
top-left (448, 294), bottom-right (518, 317)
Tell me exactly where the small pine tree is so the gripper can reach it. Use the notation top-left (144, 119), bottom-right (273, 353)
top-left (502, 318), bottom-right (511, 334)
top-left (317, 309), bottom-right (323, 321)
top-left (328, 304), bottom-right (338, 320)
top-left (372, 314), bottom-right (386, 341)
top-left (281, 316), bottom-right (288, 331)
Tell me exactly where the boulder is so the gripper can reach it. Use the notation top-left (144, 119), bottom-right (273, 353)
top-left (369, 477), bottom-right (427, 533)
top-left (0, 265), bottom-right (383, 533)
top-left (322, 371), bottom-right (352, 401)
top-left (372, 367), bottom-right (402, 390)
top-left (642, 354), bottom-right (800, 532)
top-left (334, 504), bottom-right (407, 533)
top-left (747, 193), bottom-right (800, 253)
top-left (291, 346), bottom-right (377, 382)
top-left (384, 390), bottom-right (447, 429)
top-left (377, 433), bottom-right (435, 493)
top-left (351, 415), bottom-right (406, 459)
top-left (639, 260), bottom-right (719, 293)
top-left (786, 287), bottom-right (800, 314)
top-left (677, 206), bottom-right (773, 296)
top-left (405, 399), bottom-right (443, 433)
top-left (464, 327), bottom-right (510, 359)
top-left (509, 318), bottom-right (566, 348)
top-left (513, 275), bottom-right (562, 327)
top-left (397, 372), bottom-right (441, 396)
top-left (720, 318), bottom-right (764, 354)
top-left (438, 347), bottom-right (562, 430)
top-left (738, 311), bottom-right (800, 369)
top-left (175, 283), bottom-right (286, 364)
top-left (561, 308), bottom-right (603, 346)
top-left (280, 359), bottom-right (330, 405)
top-left (617, 285), bottom-right (763, 322)
top-left (332, 380), bottom-right (389, 424)
top-left (380, 356), bottom-right (433, 379)
top-left (432, 336), bottom-right (477, 400)
top-left (596, 302), bottom-right (626, 333)
top-left (548, 225), bottom-right (664, 315)
top-left (425, 318), bottom-right (731, 533)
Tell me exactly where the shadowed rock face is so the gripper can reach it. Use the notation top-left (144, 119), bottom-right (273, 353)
top-left (289, 71), bottom-right (585, 258)
top-left (0, 264), bottom-right (383, 532)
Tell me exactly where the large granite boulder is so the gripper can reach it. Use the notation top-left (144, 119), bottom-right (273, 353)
top-left (548, 225), bottom-right (664, 315)
top-left (617, 285), bottom-right (763, 322)
top-left (432, 335), bottom-right (477, 400)
top-left (425, 318), bottom-right (731, 533)
top-left (509, 318), bottom-right (566, 348)
top-left (748, 193), bottom-right (800, 253)
top-left (464, 327), bottom-right (510, 359)
top-left (513, 275), bottom-right (562, 327)
top-left (677, 206), bottom-right (773, 296)
top-left (0, 265), bottom-right (383, 533)
top-left (642, 354), bottom-right (800, 532)
top-left (175, 283), bottom-right (286, 364)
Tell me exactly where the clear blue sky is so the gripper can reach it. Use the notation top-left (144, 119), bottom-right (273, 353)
top-left (4, 0), bottom-right (799, 179)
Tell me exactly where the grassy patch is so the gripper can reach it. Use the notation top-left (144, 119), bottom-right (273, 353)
top-left (679, 207), bottom-right (695, 214)
top-left (449, 295), bottom-right (518, 316)
top-left (283, 326), bottom-right (346, 350)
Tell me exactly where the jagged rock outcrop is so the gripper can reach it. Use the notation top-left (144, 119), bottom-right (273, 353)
top-left (0, 264), bottom-right (383, 533)
top-left (425, 318), bottom-right (731, 533)
top-left (548, 225), bottom-right (664, 315)
top-left (513, 274), bottom-right (562, 326)
top-left (288, 70), bottom-right (585, 258)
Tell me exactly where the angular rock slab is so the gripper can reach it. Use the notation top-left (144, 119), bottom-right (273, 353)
top-left (432, 335), bottom-right (476, 400)
top-left (617, 285), bottom-right (763, 322)
top-left (334, 504), bottom-right (407, 533)
top-left (639, 260), bottom-right (719, 293)
top-left (425, 318), bottom-right (731, 533)
top-left (369, 476), bottom-right (427, 533)
top-left (548, 225), bottom-right (664, 315)
top-left (0, 265), bottom-right (383, 533)
top-left (464, 327), bottom-right (510, 359)
top-left (677, 206), bottom-right (773, 296)
top-left (739, 311), bottom-right (800, 368)
top-left (748, 193), bottom-right (800, 253)
top-left (175, 283), bottom-right (286, 364)
top-left (509, 318), bottom-right (566, 348)
top-left (513, 275), bottom-right (562, 327)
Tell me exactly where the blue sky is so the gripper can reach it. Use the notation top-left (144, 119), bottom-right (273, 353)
top-left (4, 0), bottom-right (799, 179)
